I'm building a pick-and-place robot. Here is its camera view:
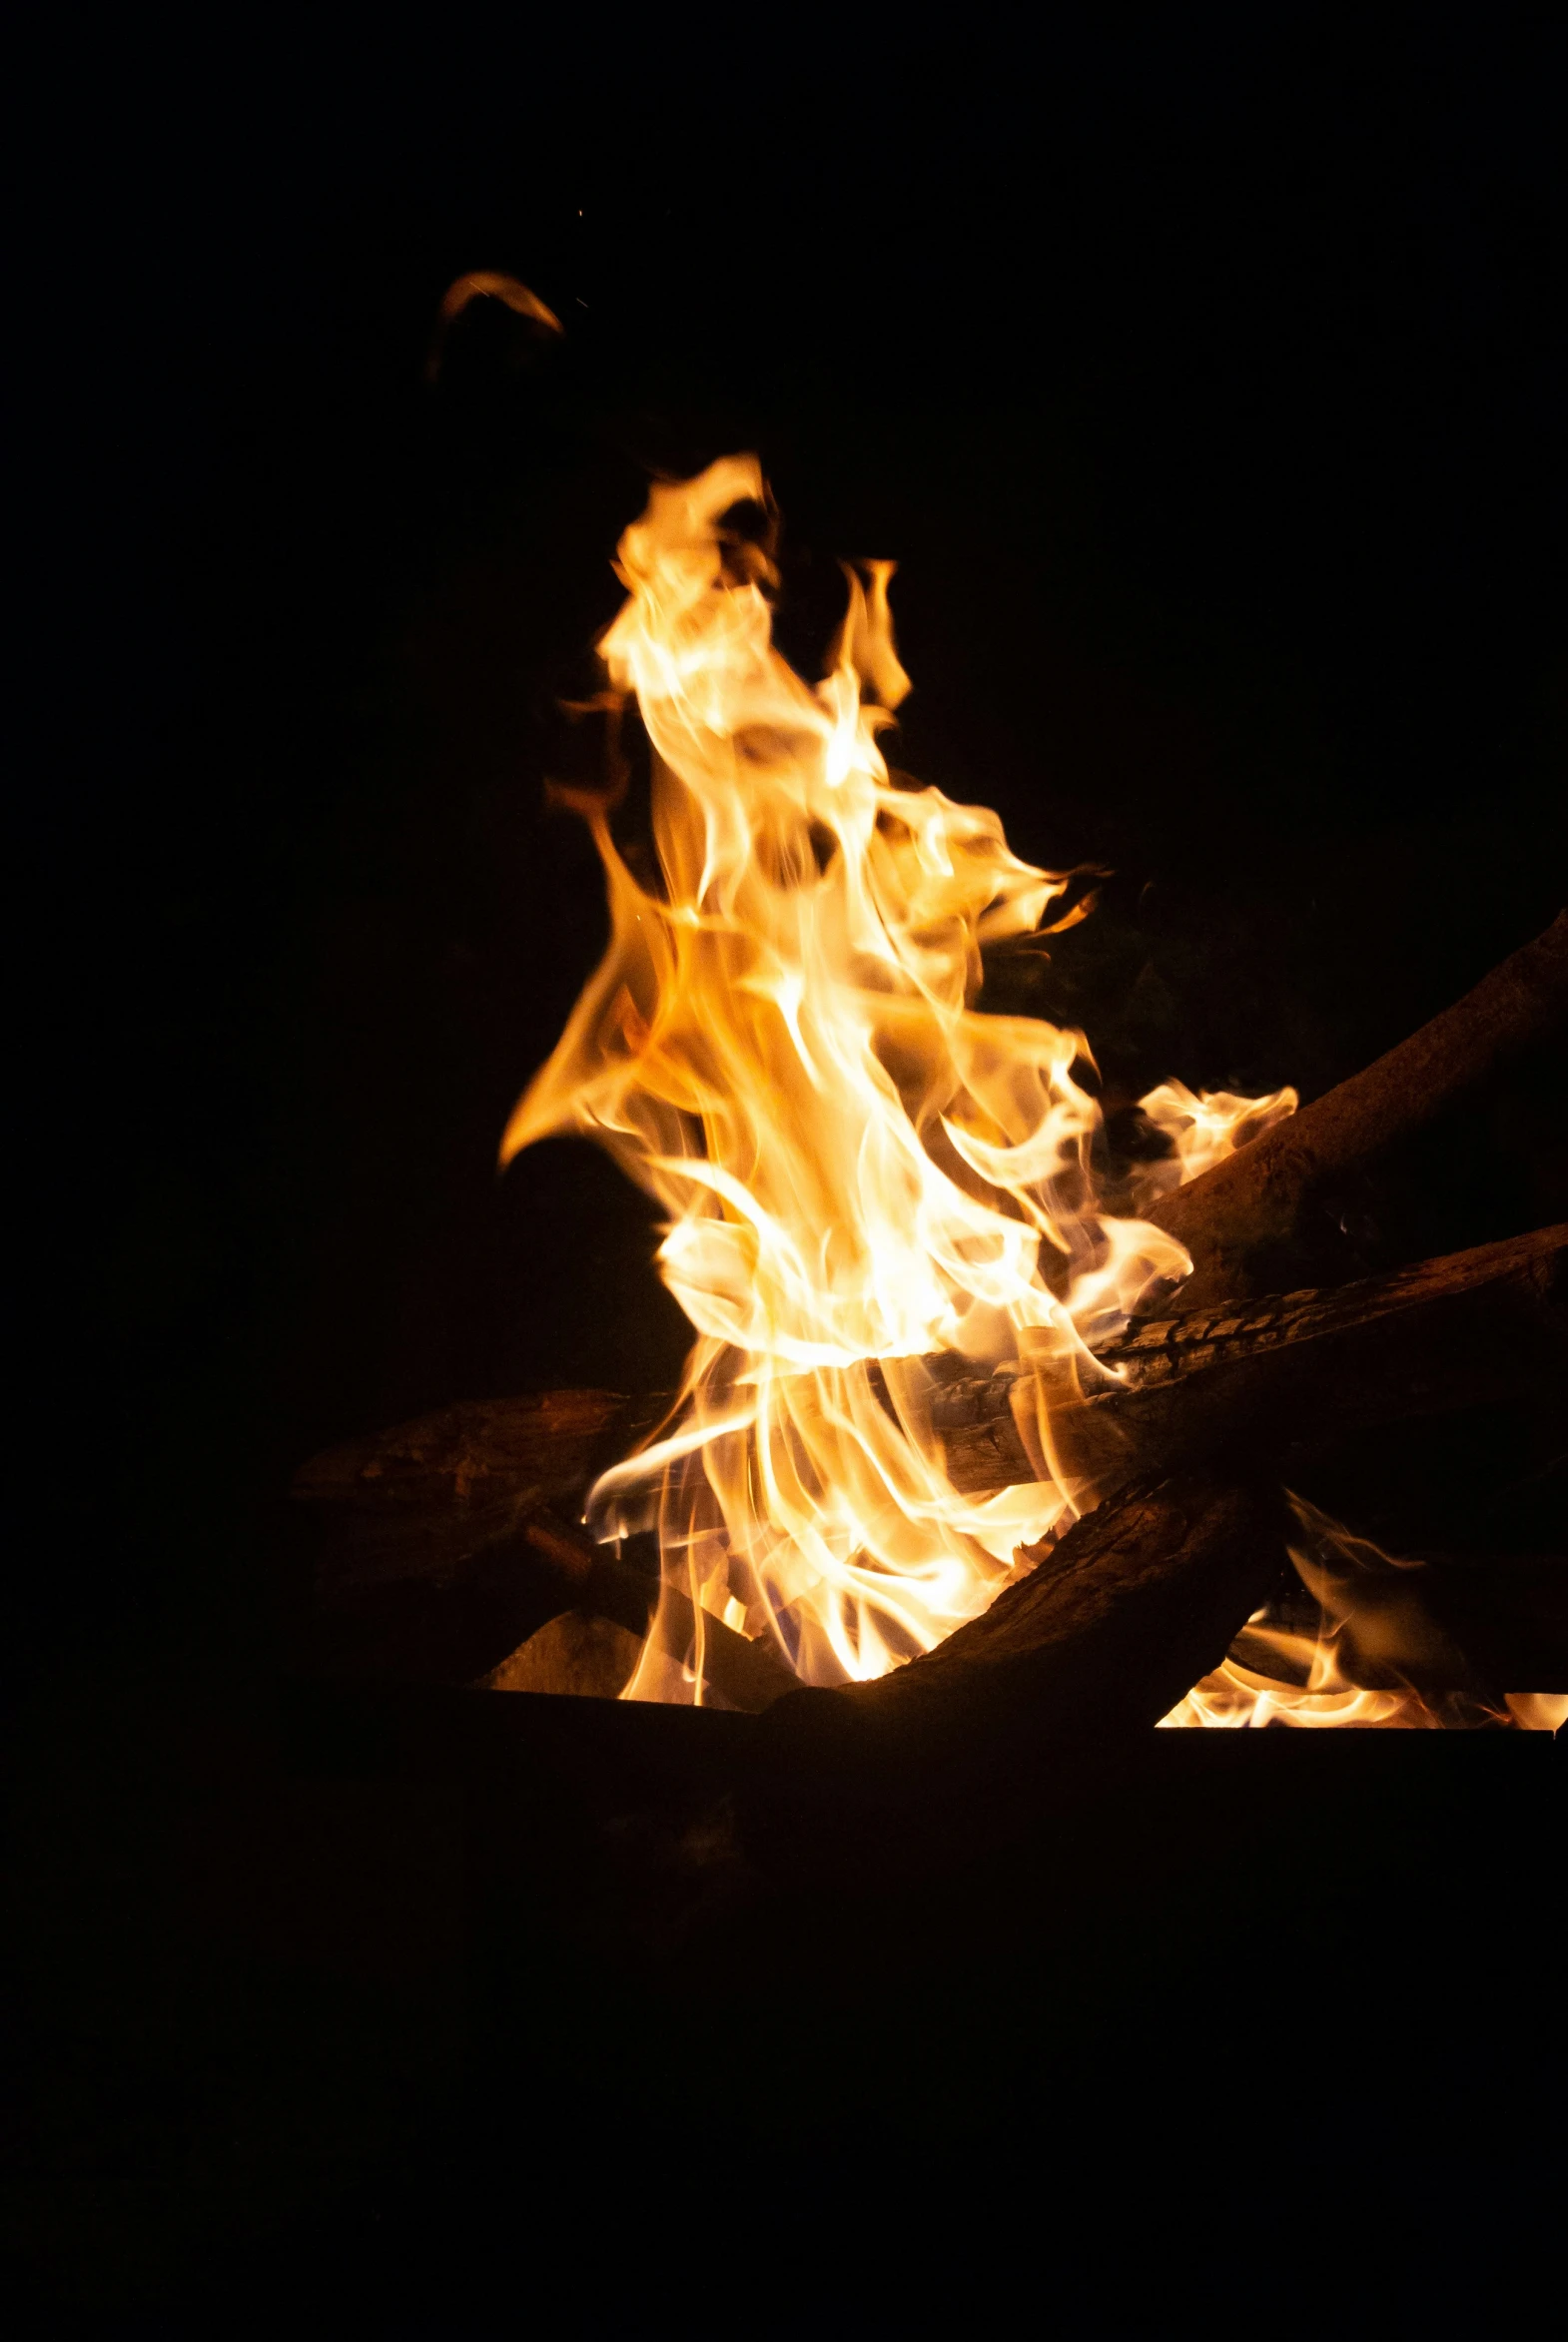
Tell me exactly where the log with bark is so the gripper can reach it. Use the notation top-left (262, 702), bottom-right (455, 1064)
top-left (295, 1224), bottom-right (1565, 1561)
top-left (286, 1386), bottom-right (664, 1687)
top-left (761, 1469), bottom-right (1286, 1760)
top-left (288, 915), bottom-right (1566, 1716)
top-left (290, 1385), bottom-right (672, 1589)
top-left (290, 1222), bottom-right (1564, 1704)
top-left (740, 1467), bottom-right (1565, 1881)
top-left (936, 1219), bottom-right (1567, 1500)
top-left (290, 920), bottom-right (1567, 1558)
top-left (1143, 910), bottom-right (1568, 1307)
top-left (289, 1394), bottom-right (799, 1705)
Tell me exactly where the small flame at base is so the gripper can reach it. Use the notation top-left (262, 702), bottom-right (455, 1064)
top-left (1162, 1496), bottom-right (1565, 1731)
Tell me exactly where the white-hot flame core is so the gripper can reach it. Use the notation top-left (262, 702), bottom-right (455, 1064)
top-left (502, 457), bottom-right (1295, 1703)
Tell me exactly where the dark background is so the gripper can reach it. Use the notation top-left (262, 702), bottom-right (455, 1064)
top-left (10, 7), bottom-right (1565, 2316)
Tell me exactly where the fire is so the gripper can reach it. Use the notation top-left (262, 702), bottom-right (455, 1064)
top-left (500, 456), bottom-right (1358, 1712)
top-left (1163, 1495), bottom-right (1564, 1730)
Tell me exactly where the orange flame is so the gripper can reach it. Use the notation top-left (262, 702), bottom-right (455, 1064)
top-left (501, 456), bottom-right (1300, 1705)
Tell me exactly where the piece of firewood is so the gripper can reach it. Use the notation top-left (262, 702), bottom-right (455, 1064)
top-left (753, 1471), bottom-right (1286, 1781)
top-left (291, 1406), bottom-right (799, 1708)
top-left (292, 1226), bottom-right (1563, 1626)
top-left (1144, 911), bottom-right (1568, 1306)
top-left (292, 1387), bottom-right (671, 1588)
top-left (936, 1221), bottom-right (1566, 1499)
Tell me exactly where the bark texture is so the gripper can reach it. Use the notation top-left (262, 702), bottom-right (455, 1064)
top-left (937, 1222), bottom-right (1567, 1498)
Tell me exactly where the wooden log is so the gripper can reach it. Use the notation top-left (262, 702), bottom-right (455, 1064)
top-left (754, 1471), bottom-right (1286, 1782)
top-left (292, 1229), bottom-right (1562, 1681)
top-left (1143, 911), bottom-right (1568, 1306)
top-left (937, 1220), bottom-right (1567, 1499)
top-left (292, 1219), bottom-right (1554, 1537)
top-left (287, 1388), bottom-right (666, 1688)
top-left (291, 1401), bottom-right (798, 1709)
top-left (291, 1387), bottom-right (671, 1589)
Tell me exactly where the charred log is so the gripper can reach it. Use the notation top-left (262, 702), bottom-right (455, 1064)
top-left (754, 1471), bottom-right (1286, 1782)
top-left (1144, 911), bottom-right (1568, 1306)
top-left (294, 1227), bottom-right (1564, 1549)
top-left (291, 1386), bottom-right (672, 1590)
top-left (937, 1220), bottom-right (1567, 1498)
top-left (291, 1226), bottom-right (1563, 1691)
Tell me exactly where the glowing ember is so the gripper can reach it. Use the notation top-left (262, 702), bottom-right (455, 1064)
top-left (504, 456), bottom-right (1470, 1721)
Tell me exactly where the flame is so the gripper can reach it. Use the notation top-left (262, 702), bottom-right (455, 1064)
top-left (1162, 1496), bottom-right (1564, 1731)
top-left (424, 271), bottom-right (562, 382)
top-left (502, 458), bottom-right (1550, 1732)
top-left (500, 455), bottom-right (1299, 1704)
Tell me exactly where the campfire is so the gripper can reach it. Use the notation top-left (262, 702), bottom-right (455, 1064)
top-left (293, 458), bottom-right (1567, 1746)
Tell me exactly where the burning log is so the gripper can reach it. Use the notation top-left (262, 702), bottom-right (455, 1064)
top-left (936, 1220), bottom-right (1567, 1499)
top-left (290, 1402), bottom-right (799, 1706)
top-left (286, 1386), bottom-right (664, 1688)
top-left (1145, 912), bottom-right (1568, 1307)
top-left (294, 1222), bottom-right (1564, 1568)
top-left (754, 1470), bottom-right (1286, 1780)
top-left (292, 1223), bottom-right (1562, 1697)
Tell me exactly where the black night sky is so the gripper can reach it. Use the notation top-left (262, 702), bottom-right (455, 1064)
top-left (13, 9), bottom-right (1566, 2318)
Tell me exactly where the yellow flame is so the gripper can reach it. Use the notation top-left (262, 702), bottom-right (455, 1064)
top-left (502, 457), bottom-right (1291, 1703)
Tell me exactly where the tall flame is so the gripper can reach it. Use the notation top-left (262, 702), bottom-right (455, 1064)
top-left (502, 456), bottom-right (1292, 1703)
